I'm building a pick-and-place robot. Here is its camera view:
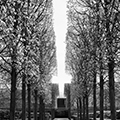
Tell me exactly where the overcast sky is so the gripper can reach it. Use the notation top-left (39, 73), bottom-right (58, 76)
top-left (53, 0), bottom-right (67, 77)
top-left (52, 0), bottom-right (71, 97)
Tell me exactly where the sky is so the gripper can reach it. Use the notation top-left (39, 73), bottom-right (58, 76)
top-left (53, 0), bottom-right (67, 76)
top-left (52, 0), bottom-right (71, 97)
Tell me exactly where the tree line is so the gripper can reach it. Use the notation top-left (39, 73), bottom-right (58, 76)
top-left (66, 0), bottom-right (120, 120)
top-left (0, 0), bottom-right (56, 120)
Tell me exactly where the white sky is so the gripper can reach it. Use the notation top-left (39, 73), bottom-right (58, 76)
top-left (52, 0), bottom-right (71, 97)
top-left (53, 0), bottom-right (67, 76)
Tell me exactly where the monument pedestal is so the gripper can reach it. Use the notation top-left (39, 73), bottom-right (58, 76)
top-left (51, 83), bottom-right (71, 119)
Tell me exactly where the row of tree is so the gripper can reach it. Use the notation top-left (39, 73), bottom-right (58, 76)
top-left (0, 0), bottom-right (56, 120)
top-left (66, 0), bottom-right (120, 120)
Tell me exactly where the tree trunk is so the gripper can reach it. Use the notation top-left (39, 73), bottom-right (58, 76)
top-left (27, 83), bottom-right (31, 120)
top-left (10, 3), bottom-right (18, 119)
top-left (22, 73), bottom-right (26, 120)
top-left (39, 95), bottom-right (43, 120)
top-left (39, 95), bottom-right (45, 120)
top-left (108, 59), bottom-right (116, 120)
top-left (34, 89), bottom-right (38, 120)
top-left (104, 3), bottom-right (116, 120)
top-left (43, 101), bottom-right (45, 120)
top-left (77, 98), bottom-right (80, 120)
top-left (83, 96), bottom-right (86, 120)
top-left (10, 65), bottom-right (17, 120)
top-left (93, 0), bottom-right (99, 119)
top-left (100, 61), bottom-right (104, 120)
top-left (79, 97), bottom-right (82, 120)
top-left (85, 95), bottom-right (89, 120)
top-left (51, 84), bottom-right (55, 120)
top-left (93, 71), bottom-right (97, 120)
top-left (67, 84), bottom-right (71, 120)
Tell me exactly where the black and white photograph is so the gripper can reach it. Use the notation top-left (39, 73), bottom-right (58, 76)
top-left (0, 0), bottom-right (120, 120)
